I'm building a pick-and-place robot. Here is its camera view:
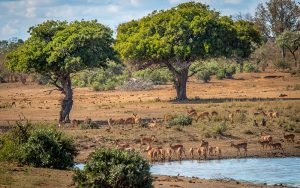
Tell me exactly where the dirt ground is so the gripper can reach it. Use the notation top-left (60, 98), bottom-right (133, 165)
top-left (0, 72), bottom-right (300, 188)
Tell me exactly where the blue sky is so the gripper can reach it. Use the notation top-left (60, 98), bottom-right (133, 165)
top-left (0, 0), bottom-right (280, 40)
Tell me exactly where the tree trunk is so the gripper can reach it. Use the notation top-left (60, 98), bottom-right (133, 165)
top-left (173, 68), bottom-right (188, 100)
top-left (292, 52), bottom-right (297, 67)
top-left (281, 47), bottom-right (286, 60)
top-left (59, 74), bottom-right (73, 123)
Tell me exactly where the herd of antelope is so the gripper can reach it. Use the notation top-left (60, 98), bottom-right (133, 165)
top-left (112, 129), bottom-right (296, 162)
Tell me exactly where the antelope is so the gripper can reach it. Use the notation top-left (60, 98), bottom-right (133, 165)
top-left (140, 135), bottom-right (157, 145)
top-left (200, 139), bottom-right (209, 152)
top-left (230, 142), bottom-right (247, 157)
top-left (283, 133), bottom-right (295, 143)
top-left (253, 111), bottom-right (261, 116)
top-left (272, 111), bottom-right (279, 118)
top-left (208, 146), bottom-right (222, 157)
top-left (169, 143), bottom-right (185, 157)
top-left (258, 140), bottom-right (270, 150)
top-left (71, 119), bottom-right (78, 127)
top-left (196, 112), bottom-right (210, 122)
top-left (115, 141), bottom-right (130, 150)
top-left (269, 142), bottom-right (284, 152)
top-left (188, 147), bottom-right (195, 159)
top-left (176, 147), bottom-right (185, 160)
top-left (198, 147), bottom-right (207, 159)
top-left (260, 133), bottom-right (272, 142)
top-left (148, 118), bottom-right (158, 128)
top-left (187, 108), bottom-right (197, 116)
top-left (165, 147), bottom-right (172, 161)
top-left (124, 147), bottom-right (135, 152)
top-left (211, 111), bottom-right (218, 116)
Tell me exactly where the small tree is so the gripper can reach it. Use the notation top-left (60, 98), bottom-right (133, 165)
top-left (115, 2), bottom-right (239, 100)
top-left (6, 20), bottom-right (116, 122)
top-left (276, 31), bottom-right (300, 67)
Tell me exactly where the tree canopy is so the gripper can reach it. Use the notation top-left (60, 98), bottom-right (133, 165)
top-left (115, 2), bottom-right (261, 100)
top-left (6, 20), bottom-right (116, 122)
top-left (276, 31), bottom-right (300, 66)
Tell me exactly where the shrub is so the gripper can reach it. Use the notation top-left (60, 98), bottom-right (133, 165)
top-left (133, 68), bottom-right (172, 85)
top-left (20, 128), bottom-right (77, 169)
top-left (196, 70), bottom-right (211, 83)
top-left (274, 60), bottom-right (290, 70)
top-left (73, 147), bottom-right (152, 188)
top-left (211, 122), bottom-right (228, 136)
top-left (244, 62), bottom-right (258, 73)
top-left (168, 115), bottom-right (193, 127)
top-left (91, 82), bottom-right (102, 91)
top-left (0, 136), bottom-right (22, 162)
top-left (120, 78), bottom-right (153, 91)
top-left (216, 68), bottom-right (226, 80)
top-left (224, 64), bottom-right (236, 79)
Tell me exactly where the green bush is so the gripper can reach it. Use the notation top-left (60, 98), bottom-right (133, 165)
top-left (0, 136), bottom-right (22, 162)
top-left (224, 64), bottom-right (236, 79)
top-left (20, 128), bottom-right (77, 169)
top-left (211, 122), bottom-right (228, 136)
top-left (73, 147), bottom-right (152, 188)
top-left (168, 115), bottom-right (193, 126)
top-left (196, 69), bottom-right (211, 83)
top-left (91, 82), bottom-right (102, 91)
top-left (216, 68), bottom-right (226, 80)
top-left (133, 68), bottom-right (172, 85)
top-left (244, 62), bottom-right (258, 73)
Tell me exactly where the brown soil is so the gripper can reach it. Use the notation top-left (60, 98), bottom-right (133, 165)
top-left (0, 72), bottom-right (299, 187)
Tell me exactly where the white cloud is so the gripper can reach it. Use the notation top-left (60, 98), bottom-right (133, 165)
top-left (224, 0), bottom-right (241, 4)
top-left (107, 4), bottom-right (121, 13)
top-left (1, 23), bottom-right (18, 36)
top-left (130, 0), bottom-right (140, 6)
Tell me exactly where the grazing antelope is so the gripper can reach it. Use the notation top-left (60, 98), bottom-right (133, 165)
top-left (283, 133), bottom-right (295, 143)
top-left (187, 108), bottom-right (197, 116)
top-left (140, 135), bottom-right (157, 145)
top-left (230, 142), bottom-right (247, 157)
top-left (196, 112), bottom-right (210, 122)
top-left (269, 142), bottom-right (284, 153)
top-left (258, 140), bottom-right (270, 150)
top-left (71, 119), bottom-right (78, 127)
top-left (211, 111), bottom-right (218, 116)
top-left (253, 111), bottom-right (261, 116)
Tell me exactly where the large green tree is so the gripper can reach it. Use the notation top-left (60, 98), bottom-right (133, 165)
top-left (115, 2), bottom-right (255, 100)
top-left (254, 0), bottom-right (300, 58)
top-left (6, 20), bottom-right (116, 123)
top-left (276, 31), bottom-right (300, 67)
